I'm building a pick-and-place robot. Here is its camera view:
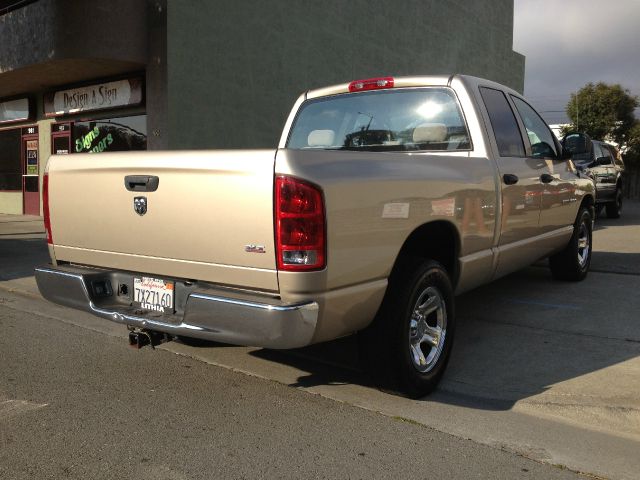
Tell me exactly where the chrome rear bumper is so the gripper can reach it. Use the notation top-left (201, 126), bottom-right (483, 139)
top-left (35, 265), bottom-right (318, 349)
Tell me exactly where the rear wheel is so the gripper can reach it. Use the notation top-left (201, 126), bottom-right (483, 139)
top-left (359, 259), bottom-right (455, 398)
top-left (605, 187), bottom-right (622, 218)
top-left (549, 206), bottom-right (592, 281)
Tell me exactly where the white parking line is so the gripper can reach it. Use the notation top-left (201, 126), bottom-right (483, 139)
top-left (0, 399), bottom-right (48, 421)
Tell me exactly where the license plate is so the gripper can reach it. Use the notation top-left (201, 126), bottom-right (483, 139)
top-left (133, 277), bottom-right (174, 313)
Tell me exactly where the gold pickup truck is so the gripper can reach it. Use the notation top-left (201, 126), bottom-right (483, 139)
top-left (36, 75), bottom-right (595, 397)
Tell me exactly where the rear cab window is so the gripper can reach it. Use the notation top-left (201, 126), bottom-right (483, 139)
top-left (286, 88), bottom-right (471, 152)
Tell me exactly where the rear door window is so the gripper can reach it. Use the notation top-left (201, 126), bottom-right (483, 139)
top-left (287, 88), bottom-right (471, 152)
top-left (479, 87), bottom-right (525, 157)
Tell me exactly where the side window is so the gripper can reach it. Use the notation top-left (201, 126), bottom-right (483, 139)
top-left (608, 145), bottom-right (624, 167)
top-left (592, 142), bottom-right (605, 163)
top-left (511, 96), bottom-right (558, 159)
top-left (479, 87), bottom-right (525, 157)
top-left (599, 144), bottom-right (614, 165)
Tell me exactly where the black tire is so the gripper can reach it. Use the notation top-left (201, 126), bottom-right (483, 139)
top-left (605, 187), bottom-right (622, 219)
top-left (595, 204), bottom-right (604, 218)
top-left (549, 206), bottom-right (592, 281)
top-left (358, 259), bottom-right (455, 398)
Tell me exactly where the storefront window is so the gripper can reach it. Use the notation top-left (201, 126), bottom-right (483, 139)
top-left (72, 114), bottom-right (147, 153)
top-left (53, 135), bottom-right (71, 155)
top-left (0, 129), bottom-right (21, 190)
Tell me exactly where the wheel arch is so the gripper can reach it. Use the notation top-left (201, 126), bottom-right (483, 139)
top-left (580, 193), bottom-right (595, 220)
top-left (391, 220), bottom-right (461, 288)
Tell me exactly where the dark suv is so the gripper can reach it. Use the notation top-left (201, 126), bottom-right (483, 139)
top-left (562, 134), bottom-right (625, 218)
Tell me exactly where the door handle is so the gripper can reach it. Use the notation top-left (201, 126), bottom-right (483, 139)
top-left (540, 173), bottom-right (555, 184)
top-left (503, 173), bottom-right (519, 185)
top-left (124, 175), bottom-right (160, 192)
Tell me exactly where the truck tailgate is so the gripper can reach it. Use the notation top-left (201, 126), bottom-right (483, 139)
top-left (47, 150), bottom-right (278, 291)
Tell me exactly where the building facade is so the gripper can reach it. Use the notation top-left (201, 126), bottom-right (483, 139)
top-left (0, 0), bottom-right (524, 215)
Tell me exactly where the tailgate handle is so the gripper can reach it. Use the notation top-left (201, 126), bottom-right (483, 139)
top-left (124, 175), bottom-right (159, 192)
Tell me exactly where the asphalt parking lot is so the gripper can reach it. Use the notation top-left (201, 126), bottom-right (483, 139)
top-left (1, 203), bottom-right (639, 479)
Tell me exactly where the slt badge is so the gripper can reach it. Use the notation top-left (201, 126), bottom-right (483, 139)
top-left (134, 196), bottom-right (147, 216)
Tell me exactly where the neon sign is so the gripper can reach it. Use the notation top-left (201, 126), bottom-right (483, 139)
top-left (75, 126), bottom-right (114, 153)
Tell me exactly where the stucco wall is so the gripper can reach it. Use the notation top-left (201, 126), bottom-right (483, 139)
top-left (0, 0), bottom-right (146, 71)
top-left (167, 0), bottom-right (525, 149)
top-left (0, 192), bottom-right (22, 215)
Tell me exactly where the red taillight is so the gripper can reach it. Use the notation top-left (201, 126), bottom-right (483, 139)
top-left (275, 176), bottom-right (325, 271)
top-left (43, 172), bottom-right (52, 244)
top-left (348, 76), bottom-right (394, 92)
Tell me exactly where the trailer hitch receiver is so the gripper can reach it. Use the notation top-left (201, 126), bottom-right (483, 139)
top-left (127, 327), bottom-right (171, 349)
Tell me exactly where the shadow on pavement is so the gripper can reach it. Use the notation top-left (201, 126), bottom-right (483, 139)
top-left (251, 201), bottom-right (640, 408)
top-left (590, 251), bottom-right (640, 275)
top-left (4, 203), bottom-right (639, 411)
top-left (0, 238), bottom-right (49, 281)
top-left (250, 263), bottom-right (640, 410)
top-left (593, 201), bottom-right (640, 230)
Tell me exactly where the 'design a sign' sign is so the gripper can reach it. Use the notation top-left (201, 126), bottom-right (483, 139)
top-left (44, 78), bottom-right (143, 116)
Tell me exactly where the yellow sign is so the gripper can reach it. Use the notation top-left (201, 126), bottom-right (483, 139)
top-left (26, 140), bottom-right (38, 175)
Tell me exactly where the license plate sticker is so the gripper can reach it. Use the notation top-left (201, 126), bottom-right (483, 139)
top-left (133, 277), bottom-right (174, 313)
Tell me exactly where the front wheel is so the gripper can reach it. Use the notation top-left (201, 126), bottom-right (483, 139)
top-left (358, 260), bottom-right (455, 398)
top-left (605, 187), bottom-right (622, 219)
top-left (549, 206), bottom-right (592, 281)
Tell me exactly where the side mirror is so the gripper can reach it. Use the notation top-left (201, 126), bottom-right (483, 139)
top-left (596, 156), bottom-right (611, 166)
top-left (561, 132), bottom-right (593, 156)
top-left (559, 147), bottom-right (573, 160)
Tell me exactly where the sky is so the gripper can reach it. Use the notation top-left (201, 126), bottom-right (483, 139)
top-left (513, 0), bottom-right (640, 125)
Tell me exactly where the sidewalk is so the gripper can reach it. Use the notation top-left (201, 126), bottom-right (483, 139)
top-left (0, 213), bottom-right (45, 239)
top-left (0, 214), bottom-right (47, 295)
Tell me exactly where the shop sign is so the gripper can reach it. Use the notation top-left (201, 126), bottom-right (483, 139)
top-left (26, 140), bottom-right (38, 175)
top-left (44, 78), bottom-right (143, 117)
top-left (0, 97), bottom-right (30, 124)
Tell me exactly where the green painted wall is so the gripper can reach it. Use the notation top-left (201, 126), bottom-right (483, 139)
top-left (167, 0), bottom-right (524, 149)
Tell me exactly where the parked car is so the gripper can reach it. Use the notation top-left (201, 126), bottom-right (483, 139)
top-left (562, 133), bottom-right (625, 218)
top-left (36, 75), bottom-right (595, 398)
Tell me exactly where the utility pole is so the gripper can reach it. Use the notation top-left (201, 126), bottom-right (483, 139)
top-left (576, 90), bottom-right (579, 131)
